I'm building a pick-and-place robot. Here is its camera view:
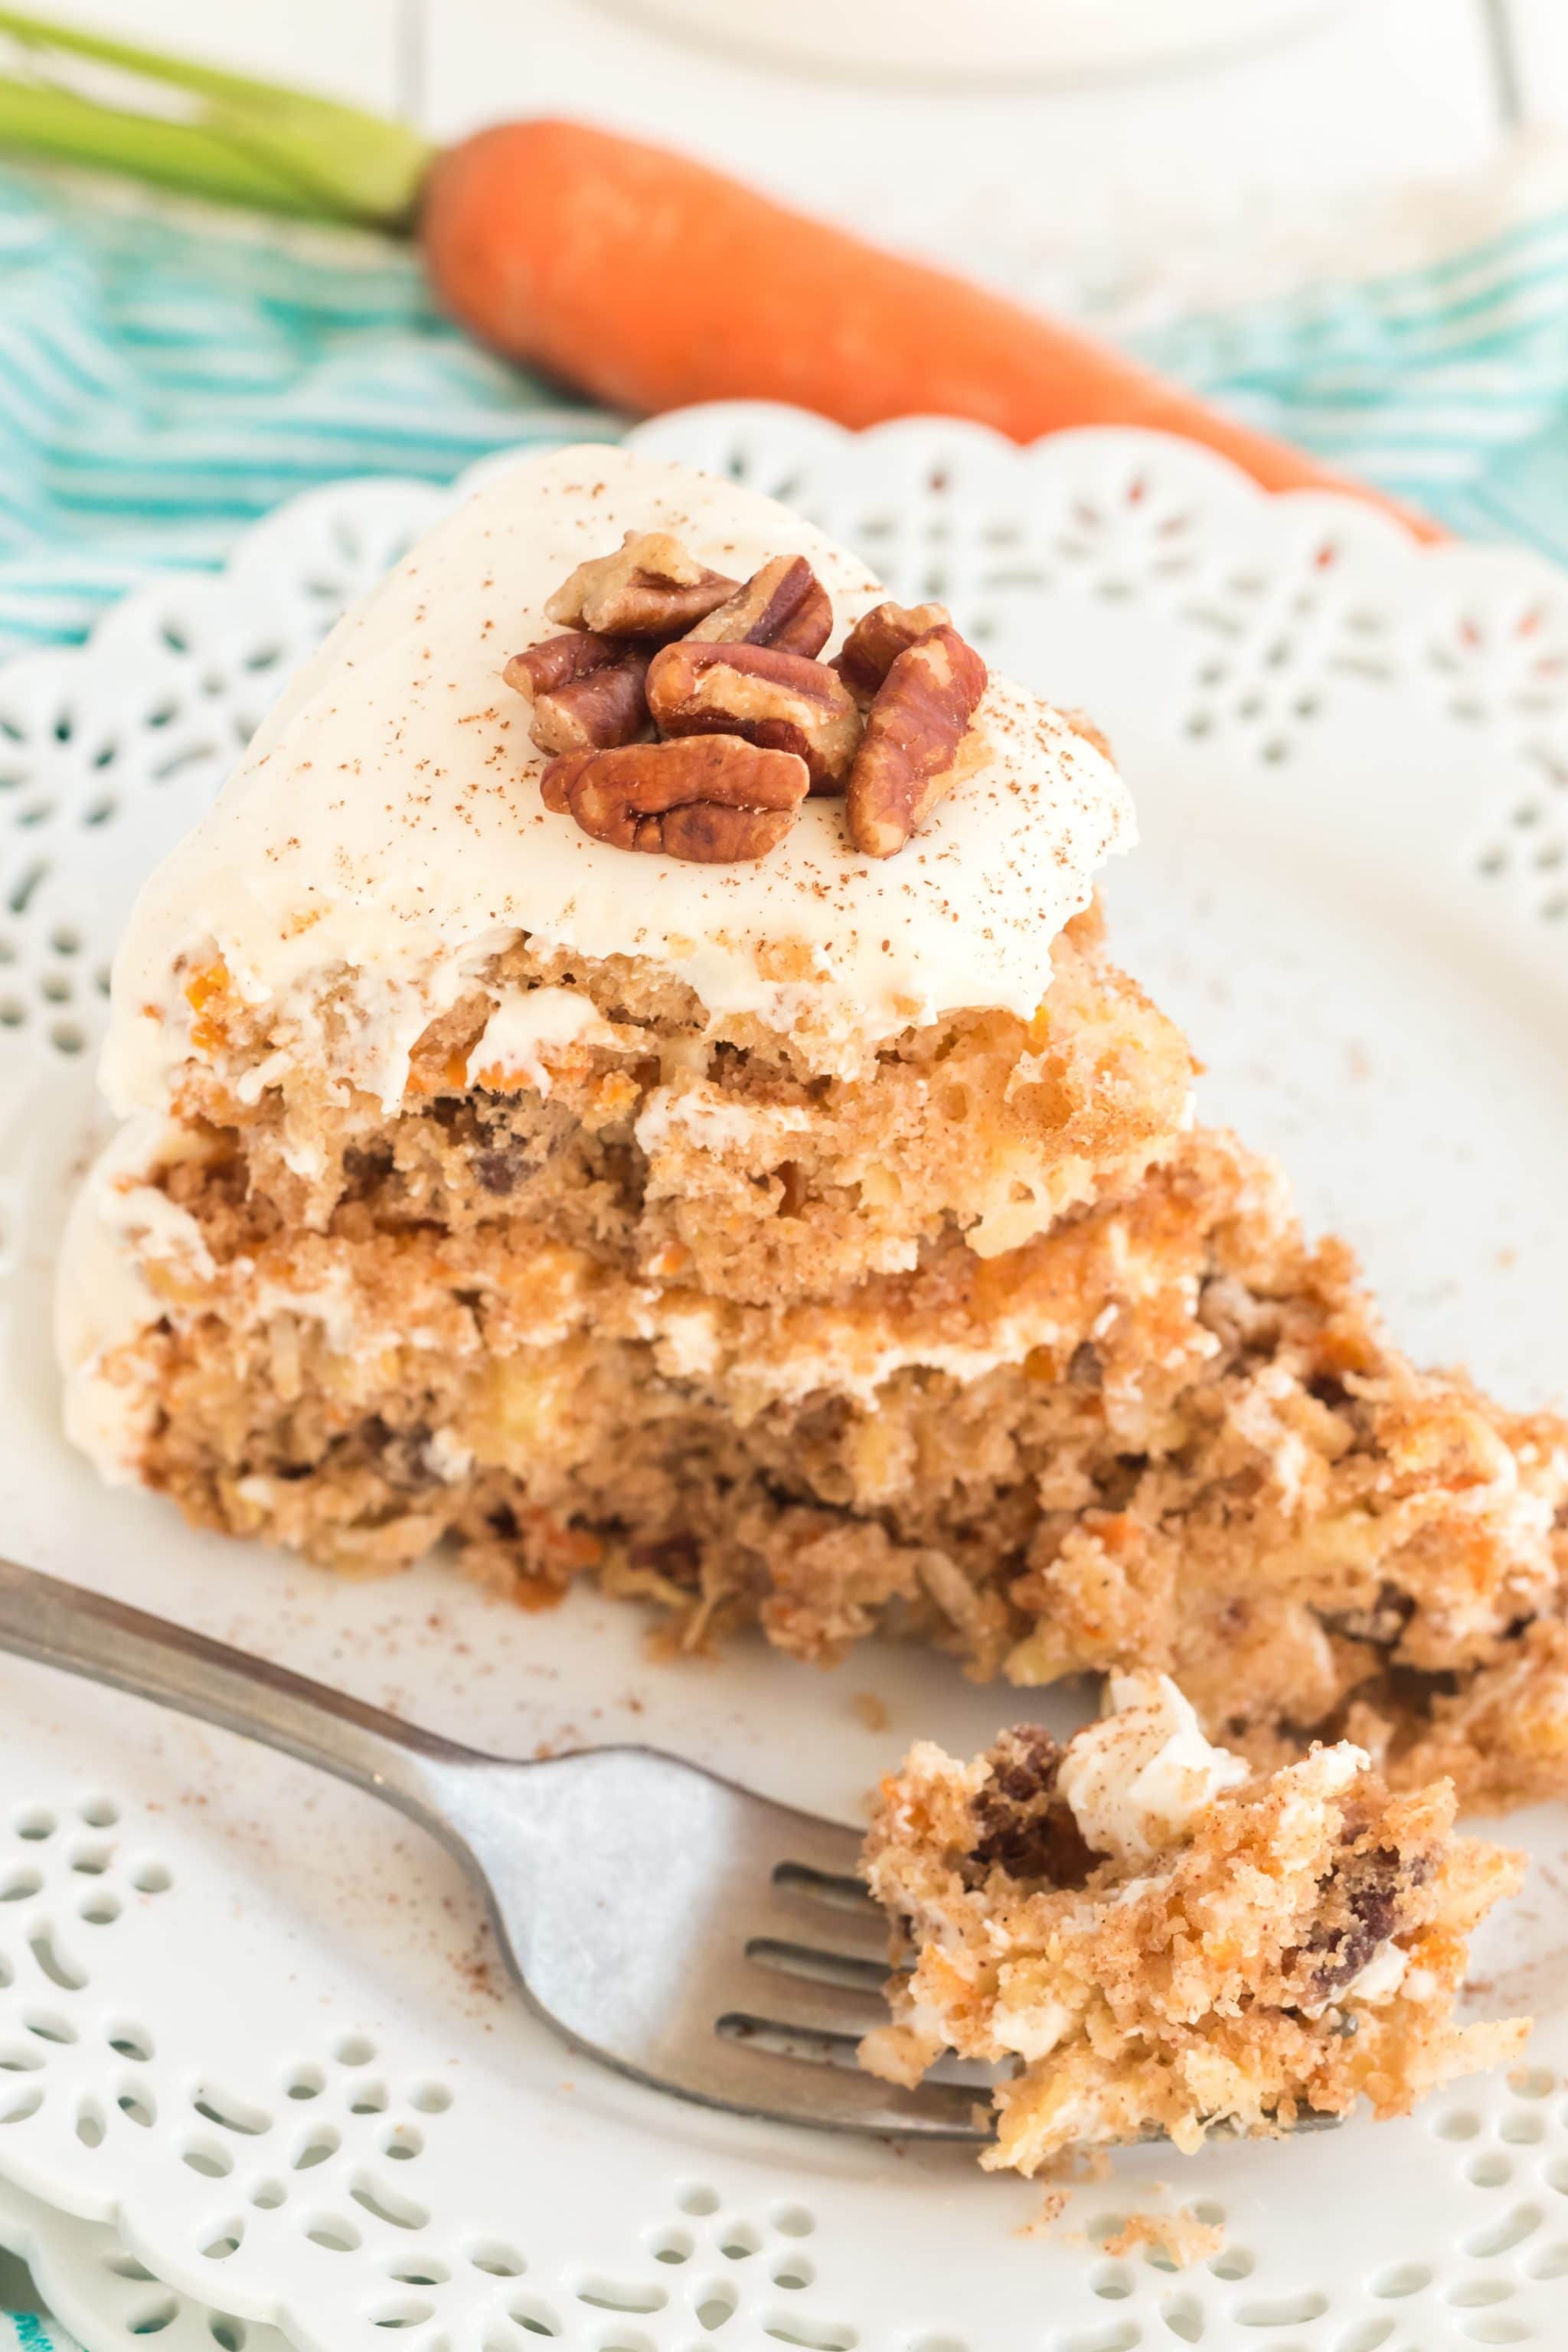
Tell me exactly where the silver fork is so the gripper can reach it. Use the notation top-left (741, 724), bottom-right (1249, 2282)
top-left (0, 1557), bottom-right (985, 2141)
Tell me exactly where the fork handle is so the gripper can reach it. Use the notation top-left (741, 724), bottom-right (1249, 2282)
top-left (0, 1554), bottom-right (479, 1835)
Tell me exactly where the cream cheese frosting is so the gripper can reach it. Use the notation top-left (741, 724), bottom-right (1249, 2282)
top-left (1057, 1671), bottom-right (1252, 1867)
top-left (462, 985), bottom-right (618, 1095)
top-left (97, 443), bottom-right (1135, 1116)
top-left (56, 1114), bottom-right (214, 1478)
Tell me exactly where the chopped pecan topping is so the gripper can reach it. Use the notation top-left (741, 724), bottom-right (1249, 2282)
top-left (836, 599), bottom-right (952, 700)
top-left (537, 663), bottom-right (651, 756)
top-left (688, 555), bottom-right (833, 657)
top-left (541, 735), bottom-right (808, 863)
top-left (505, 629), bottom-right (622, 694)
top-left (518, 526), bottom-right (1008, 864)
top-left (845, 622), bottom-right (988, 858)
top-left (504, 631), bottom-right (651, 755)
top-left (646, 640), bottom-right (862, 794)
top-left (544, 530), bottom-right (737, 639)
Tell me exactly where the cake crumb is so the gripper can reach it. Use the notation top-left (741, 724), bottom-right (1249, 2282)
top-left (851, 1690), bottom-right (890, 1733)
top-left (1019, 2187), bottom-right (1073, 2236)
top-left (862, 1701), bottom-right (1528, 2171)
top-left (1102, 2210), bottom-right (1224, 2267)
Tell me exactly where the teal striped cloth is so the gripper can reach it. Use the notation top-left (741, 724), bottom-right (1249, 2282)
top-left (0, 165), bottom-right (617, 651)
top-left (1136, 207), bottom-right (1568, 558)
top-left (6, 163), bottom-right (1568, 662)
top-left (0, 2311), bottom-right (67, 2348)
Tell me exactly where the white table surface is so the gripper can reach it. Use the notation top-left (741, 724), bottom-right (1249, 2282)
top-left (15, 0), bottom-right (1567, 271)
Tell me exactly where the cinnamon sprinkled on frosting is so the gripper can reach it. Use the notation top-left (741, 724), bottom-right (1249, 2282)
top-left (100, 446), bottom-right (1135, 1106)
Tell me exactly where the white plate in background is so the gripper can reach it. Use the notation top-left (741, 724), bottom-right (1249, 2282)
top-left (602, 0), bottom-right (1349, 83)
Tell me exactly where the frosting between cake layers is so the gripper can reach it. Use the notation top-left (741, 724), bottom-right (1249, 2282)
top-left (463, 985), bottom-right (619, 1094)
top-left (55, 1114), bottom-right (214, 1478)
top-left (97, 443), bottom-right (1136, 1114)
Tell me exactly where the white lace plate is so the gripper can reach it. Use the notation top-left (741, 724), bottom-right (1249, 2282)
top-left (0, 406), bottom-right (1566, 2352)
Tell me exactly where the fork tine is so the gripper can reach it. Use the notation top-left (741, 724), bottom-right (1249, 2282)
top-left (694, 2029), bottom-right (991, 2138)
top-left (756, 1875), bottom-right (893, 1966)
top-left (743, 1936), bottom-right (890, 1988)
top-left (736, 1948), bottom-right (892, 2043)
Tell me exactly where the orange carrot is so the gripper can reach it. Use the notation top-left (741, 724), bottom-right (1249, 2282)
top-left (0, 15), bottom-right (1436, 540)
top-left (421, 120), bottom-right (1442, 542)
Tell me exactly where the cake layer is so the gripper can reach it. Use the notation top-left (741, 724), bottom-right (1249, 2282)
top-left (861, 1685), bottom-right (1528, 2169)
top-left (63, 1108), bottom-right (1568, 1808)
top-left (99, 444), bottom-right (1136, 1119)
top-left (96, 900), bottom-right (1192, 1316)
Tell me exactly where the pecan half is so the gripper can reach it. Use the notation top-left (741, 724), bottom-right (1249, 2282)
top-left (646, 641), bottom-right (862, 795)
top-left (541, 735), bottom-right (808, 863)
top-left (544, 531), bottom-right (737, 639)
top-left (687, 555), bottom-right (832, 657)
top-left (503, 632), bottom-right (651, 755)
top-left (836, 599), bottom-right (952, 700)
top-left (845, 623), bottom-right (988, 858)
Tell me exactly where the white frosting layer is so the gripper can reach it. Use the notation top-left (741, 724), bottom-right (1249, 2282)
top-left (463, 985), bottom-right (616, 1095)
top-left (1057, 1671), bottom-right (1251, 1867)
top-left (99, 443), bottom-right (1135, 1116)
top-left (54, 1115), bottom-right (217, 1481)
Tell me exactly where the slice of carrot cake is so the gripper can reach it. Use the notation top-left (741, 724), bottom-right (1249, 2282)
top-left (55, 445), bottom-right (1568, 1809)
top-left (861, 1673), bottom-right (1528, 2169)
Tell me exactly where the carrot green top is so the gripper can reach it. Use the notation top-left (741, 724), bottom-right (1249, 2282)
top-left (0, 7), bottom-right (431, 226)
